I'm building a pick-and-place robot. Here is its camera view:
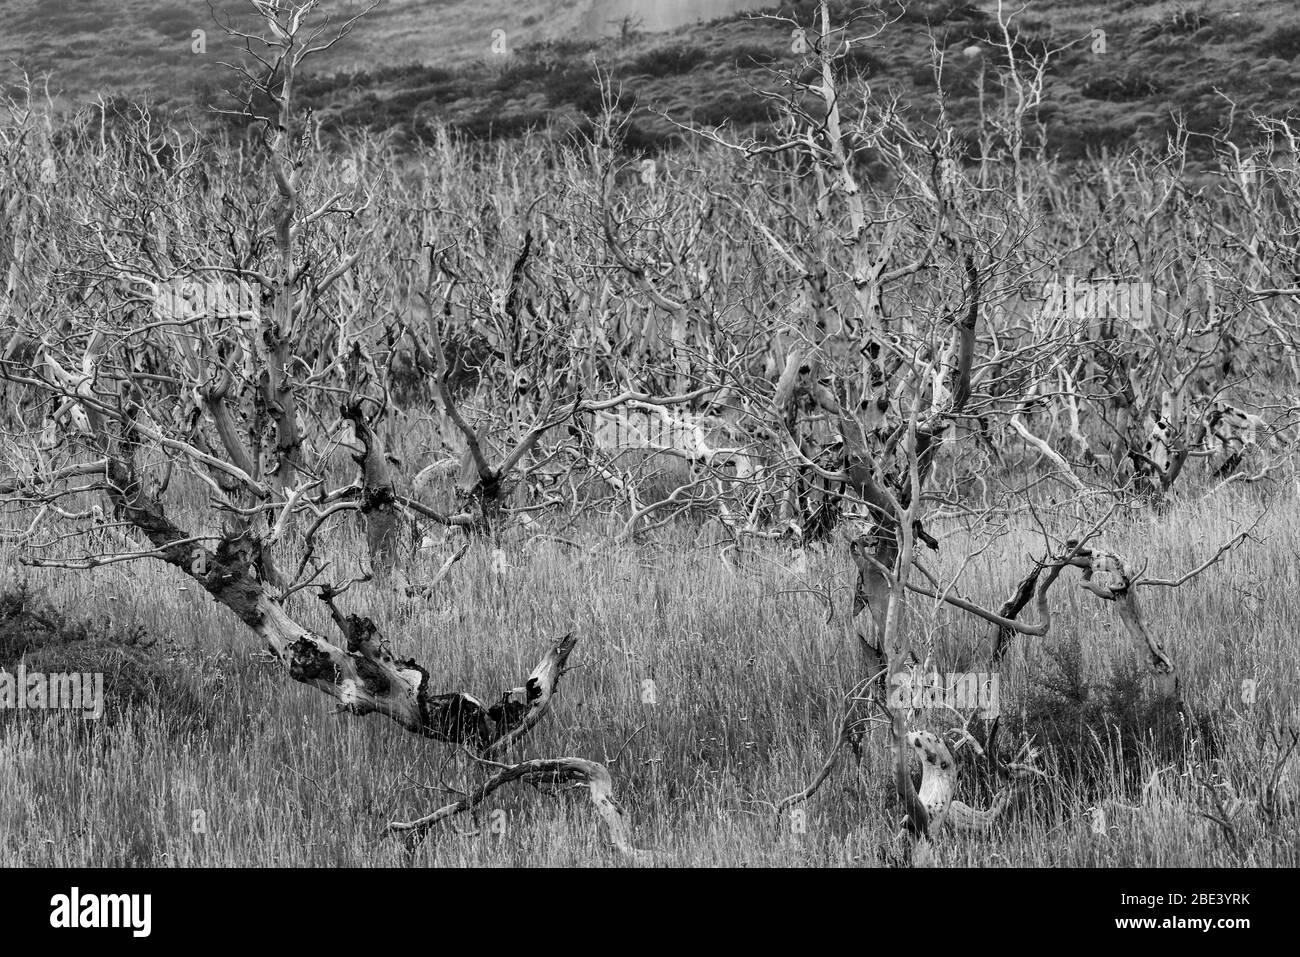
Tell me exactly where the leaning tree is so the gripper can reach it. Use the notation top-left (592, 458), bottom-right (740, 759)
top-left (0, 0), bottom-right (661, 860)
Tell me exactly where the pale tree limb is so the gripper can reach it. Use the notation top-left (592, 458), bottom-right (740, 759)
top-left (1010, 413), bottom-right (1088, 492)
top-left (404, 538), bottom-right (470, 599)
top-left (776, 673), bottom-right (883, 812)
top-left (388, 757), bottom-right (653, 864)
top-left (1133, 521), bottom-right (1260, 589)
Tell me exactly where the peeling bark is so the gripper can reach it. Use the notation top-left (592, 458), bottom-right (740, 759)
top-left (102, 454), bottom-right (577, 749)
top-left (342, 398), bottom-right (403, 574)
top-left (84, 439), bottom-right (647, 857)
top-left (907, 731), bottom-right (1039, 835)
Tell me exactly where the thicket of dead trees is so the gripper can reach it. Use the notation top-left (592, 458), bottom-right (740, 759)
top-left (1, 0), bottom-right (1296, 862)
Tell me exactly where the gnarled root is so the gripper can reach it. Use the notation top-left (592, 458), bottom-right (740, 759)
top-left (907, 730), bottom-right (1044, 835)
top-left (389, 757), bottom-right (653, 864)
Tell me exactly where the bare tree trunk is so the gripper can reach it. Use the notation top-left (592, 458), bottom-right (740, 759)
top-left (342, 399), bottom-right (403, 574)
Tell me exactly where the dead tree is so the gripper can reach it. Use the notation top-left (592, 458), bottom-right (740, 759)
top-left (709, 1), bottom-right (1259, 855)
top-left (0, 0), bottom-right (650, 861)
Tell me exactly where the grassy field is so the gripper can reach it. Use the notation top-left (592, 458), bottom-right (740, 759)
top-left (2, 469), bottom-right (1296, 867)
top-left (3, 0), bottom-right (1299, 873)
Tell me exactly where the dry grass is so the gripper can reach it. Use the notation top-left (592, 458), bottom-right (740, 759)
top-left (2, 467), bottom-right (1296, 867)
top-left (2, 1), bottom-right (1298, 868)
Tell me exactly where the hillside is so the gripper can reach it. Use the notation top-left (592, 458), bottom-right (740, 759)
top-left (3, 0), bottom-right (1300, 159)
top-left (298, 0), bottom-right (1300, 160)
top-left (0, 0), bottom-right (774, 100)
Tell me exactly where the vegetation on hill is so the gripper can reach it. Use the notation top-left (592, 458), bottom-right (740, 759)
top-left (292, 0), bottom-right (1300, 159)
top-left (5, 1), bottom-right (1299, 161)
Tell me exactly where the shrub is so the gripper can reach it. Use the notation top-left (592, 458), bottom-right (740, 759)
top-left (1259, 25), bottom-right (1300, 61)
top-left (999, 639), bottom-right (1213, 800)
top-left (725, 42), bottom-right (783, 70)
top-left (1081, 71), bottom-right (1162, 102)
top-left (691, 91), bottom-right (777, 127)
top-left (542, 65), bottom-right (616, 113)
top-left (0, 583), bottom-right (212, 735)
top-left (451, 108), bottom-right (552, 141)
top-left (620, 118), bottom-right (682, 155)
top-left (627, 43), bottom-right (710, 78)
top-left (894, 0), bottom-right (990, 25)
top-left (834, 44), bottom-right (885, 81)
top-left (911, 64), bottom-right (937, 88)
top-left (1139, 5), bottom-right (1214, 42)
top-left (301, 64), bottom-right (454, 99)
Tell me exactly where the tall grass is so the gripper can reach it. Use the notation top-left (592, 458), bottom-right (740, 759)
top-left (2, 476), bottom-right (1295, 866)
